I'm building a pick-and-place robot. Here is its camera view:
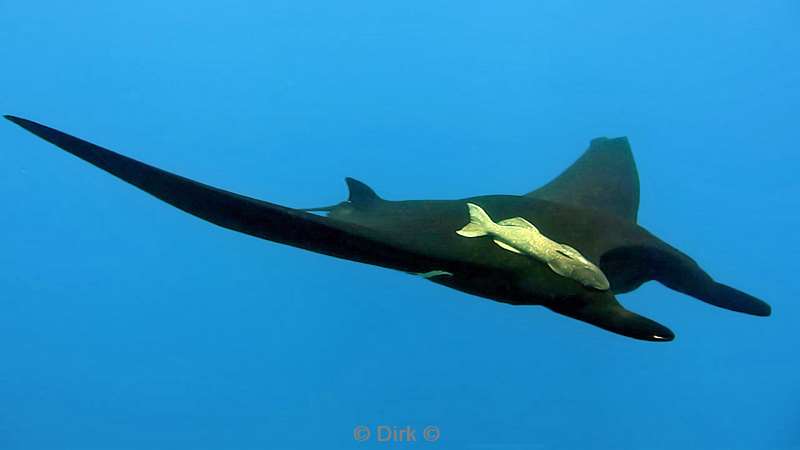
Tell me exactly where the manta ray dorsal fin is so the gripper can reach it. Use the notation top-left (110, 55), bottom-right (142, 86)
top-left (345, 177), bottom-right (382, 206)
top-left (526, 137), bottom-right (640, 222)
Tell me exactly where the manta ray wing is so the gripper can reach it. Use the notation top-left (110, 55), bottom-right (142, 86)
top-left (3, 115), bottom-right (448, 274)
top-left (526, 137), bottom-right (640, 222)
top-left (548, 295), bottom-right (675, 342)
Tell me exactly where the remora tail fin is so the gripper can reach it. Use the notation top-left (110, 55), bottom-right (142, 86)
top-left (456, 203), bottom-right (494, 237)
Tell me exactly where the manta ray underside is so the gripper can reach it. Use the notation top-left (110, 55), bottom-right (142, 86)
top-left (4, 115), bottom-right (771, 342)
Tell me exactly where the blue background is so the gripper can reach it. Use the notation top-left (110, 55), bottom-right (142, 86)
top-left (1, 1), bottom-right (797, 449)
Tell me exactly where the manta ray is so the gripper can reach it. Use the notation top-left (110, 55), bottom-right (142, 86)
top-left (4, 115), bottom-right (771, 342)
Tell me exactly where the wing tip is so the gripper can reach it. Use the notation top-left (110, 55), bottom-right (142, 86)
top-left (525, 135), bottom-right (640, 221)
top-left (624, 311), bottom-right (675, 342)
top-left (588, 136), bottom-right (632, 152)
top-left (4, 114), bottom-right (38, 131)
top-left (4, 114), bottom-right (23, 124)
top-left (549, 297), bottom-right (676, 343)
top-left (648, 328), bottom-right (676, 342)
top-left (714, 283), bottom-right (772, 317)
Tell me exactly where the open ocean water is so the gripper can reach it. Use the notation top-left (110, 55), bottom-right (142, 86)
top-left (0, 1), bottom-right (797, 449)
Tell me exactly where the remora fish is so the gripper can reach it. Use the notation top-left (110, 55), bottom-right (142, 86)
top-left (457, 202), bottom-right (610, 290)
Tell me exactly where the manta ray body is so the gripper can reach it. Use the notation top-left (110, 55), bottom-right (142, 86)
top-left (5, 115), bottom-right (771, 341)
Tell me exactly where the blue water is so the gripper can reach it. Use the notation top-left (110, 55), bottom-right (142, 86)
top-left (1, 2), bottom-right (798, 449)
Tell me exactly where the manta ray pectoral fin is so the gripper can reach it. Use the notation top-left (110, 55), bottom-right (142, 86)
top-left (3, 115), bottom-right (449, 275)
top-left (650, 248), bottom-right (771, 316)
top-left (661, 270), bottom-right (772, 317)
top-left (526, 137), bottom-right (640, 222)
top-left (497, 217), bottom-right (538, 230)
top-left (493, 240), bottom-right (523, 254)
top-left (548, 295), bottom-right (675, 342)
top-left (600, 245), bottom-right (771, 316)
top-left (702, 283), bottom-right (772, 316)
